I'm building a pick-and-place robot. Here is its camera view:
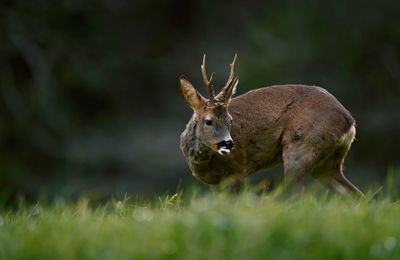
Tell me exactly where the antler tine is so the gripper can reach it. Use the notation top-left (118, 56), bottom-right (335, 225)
top-left (201, 54), bottom-right (215, 100)
top-left (215, 54), bottom-right (238, 103)
top-left (225, 53), bottom-right (237, 88)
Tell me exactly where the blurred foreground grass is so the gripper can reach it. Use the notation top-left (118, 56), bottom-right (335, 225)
top-left (1, 190), bottom-right (400, 259)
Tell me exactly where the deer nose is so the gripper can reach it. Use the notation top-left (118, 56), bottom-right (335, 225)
top-left (217, 140), bottom-right (234, 150)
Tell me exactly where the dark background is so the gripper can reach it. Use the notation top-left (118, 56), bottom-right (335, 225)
top-left (1, 0), bottom-right (399, 203)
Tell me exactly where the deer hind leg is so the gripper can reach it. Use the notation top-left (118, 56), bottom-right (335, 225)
top-left (316, 162), bottom-right (365, 198)
top-left (328, 173), bottom-right (365, 198)
top-left (282, 143), bottom-right (317, 195)
top-left (315, 126), bottom-right (365, 198)
top-left (321, 155), bottom-right (365, 198)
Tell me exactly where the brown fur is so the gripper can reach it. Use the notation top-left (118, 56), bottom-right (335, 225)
top-left (180, 76), bottom-right (364, 198)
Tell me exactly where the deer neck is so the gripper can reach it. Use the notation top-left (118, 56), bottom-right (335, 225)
top-left (180, 119), bottom-right (214, 172)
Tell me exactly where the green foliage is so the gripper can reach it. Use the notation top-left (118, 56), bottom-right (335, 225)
top-left (0, 0), bottom-right (399, 201)
top-left (1, 191), bottom-right (400, 259)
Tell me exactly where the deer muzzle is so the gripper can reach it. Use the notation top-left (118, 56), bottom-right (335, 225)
top-left (216, 140), bottom-right (234, 155)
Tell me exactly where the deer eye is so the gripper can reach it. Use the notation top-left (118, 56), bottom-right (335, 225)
top-left (205, 119), bottom-right (213, 126)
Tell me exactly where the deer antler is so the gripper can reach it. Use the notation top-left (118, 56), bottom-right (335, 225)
top-left (225, 53), bottom-right (237, 89)
top-left (201, 54), bottom-right (215, 100)
top-left (216, 54), bottom-right (238, 102)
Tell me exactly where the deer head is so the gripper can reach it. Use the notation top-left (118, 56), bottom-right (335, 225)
top-left (180, 54), bottom-right (239, 156)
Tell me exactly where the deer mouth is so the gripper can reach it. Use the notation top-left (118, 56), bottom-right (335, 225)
top-left (217, 148), bottom-right (231, 155)
top-left (216, 140), bottom-right (234, 156)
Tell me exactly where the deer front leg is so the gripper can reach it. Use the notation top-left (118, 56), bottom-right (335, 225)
top-left (226, 178), bottom-right (243, 194)
top-left (211, 177), bottom-right (243, 194)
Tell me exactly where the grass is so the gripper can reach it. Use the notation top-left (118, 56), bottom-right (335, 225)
top-left (1, 189), bottom-right (400, 259)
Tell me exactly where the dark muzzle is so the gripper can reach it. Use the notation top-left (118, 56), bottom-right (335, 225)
top-left (217, 140), bottom-right (234, 150)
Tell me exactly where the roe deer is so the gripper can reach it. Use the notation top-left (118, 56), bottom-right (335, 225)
top-left (179, 54), bottom-right (364, 197)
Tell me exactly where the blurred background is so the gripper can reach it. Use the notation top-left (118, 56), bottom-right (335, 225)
top-left (1, 0), bottom-right (399, 204)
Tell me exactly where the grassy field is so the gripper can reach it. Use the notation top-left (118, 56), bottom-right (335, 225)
top-left (1, 189), bottom-right (400, 260)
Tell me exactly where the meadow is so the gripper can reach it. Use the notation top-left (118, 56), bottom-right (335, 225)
top-left (1, 186), bottom-right (400, 260)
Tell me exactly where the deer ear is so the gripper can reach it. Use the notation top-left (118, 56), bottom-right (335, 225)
top-left (179, 75), bottom-right (206, 110)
